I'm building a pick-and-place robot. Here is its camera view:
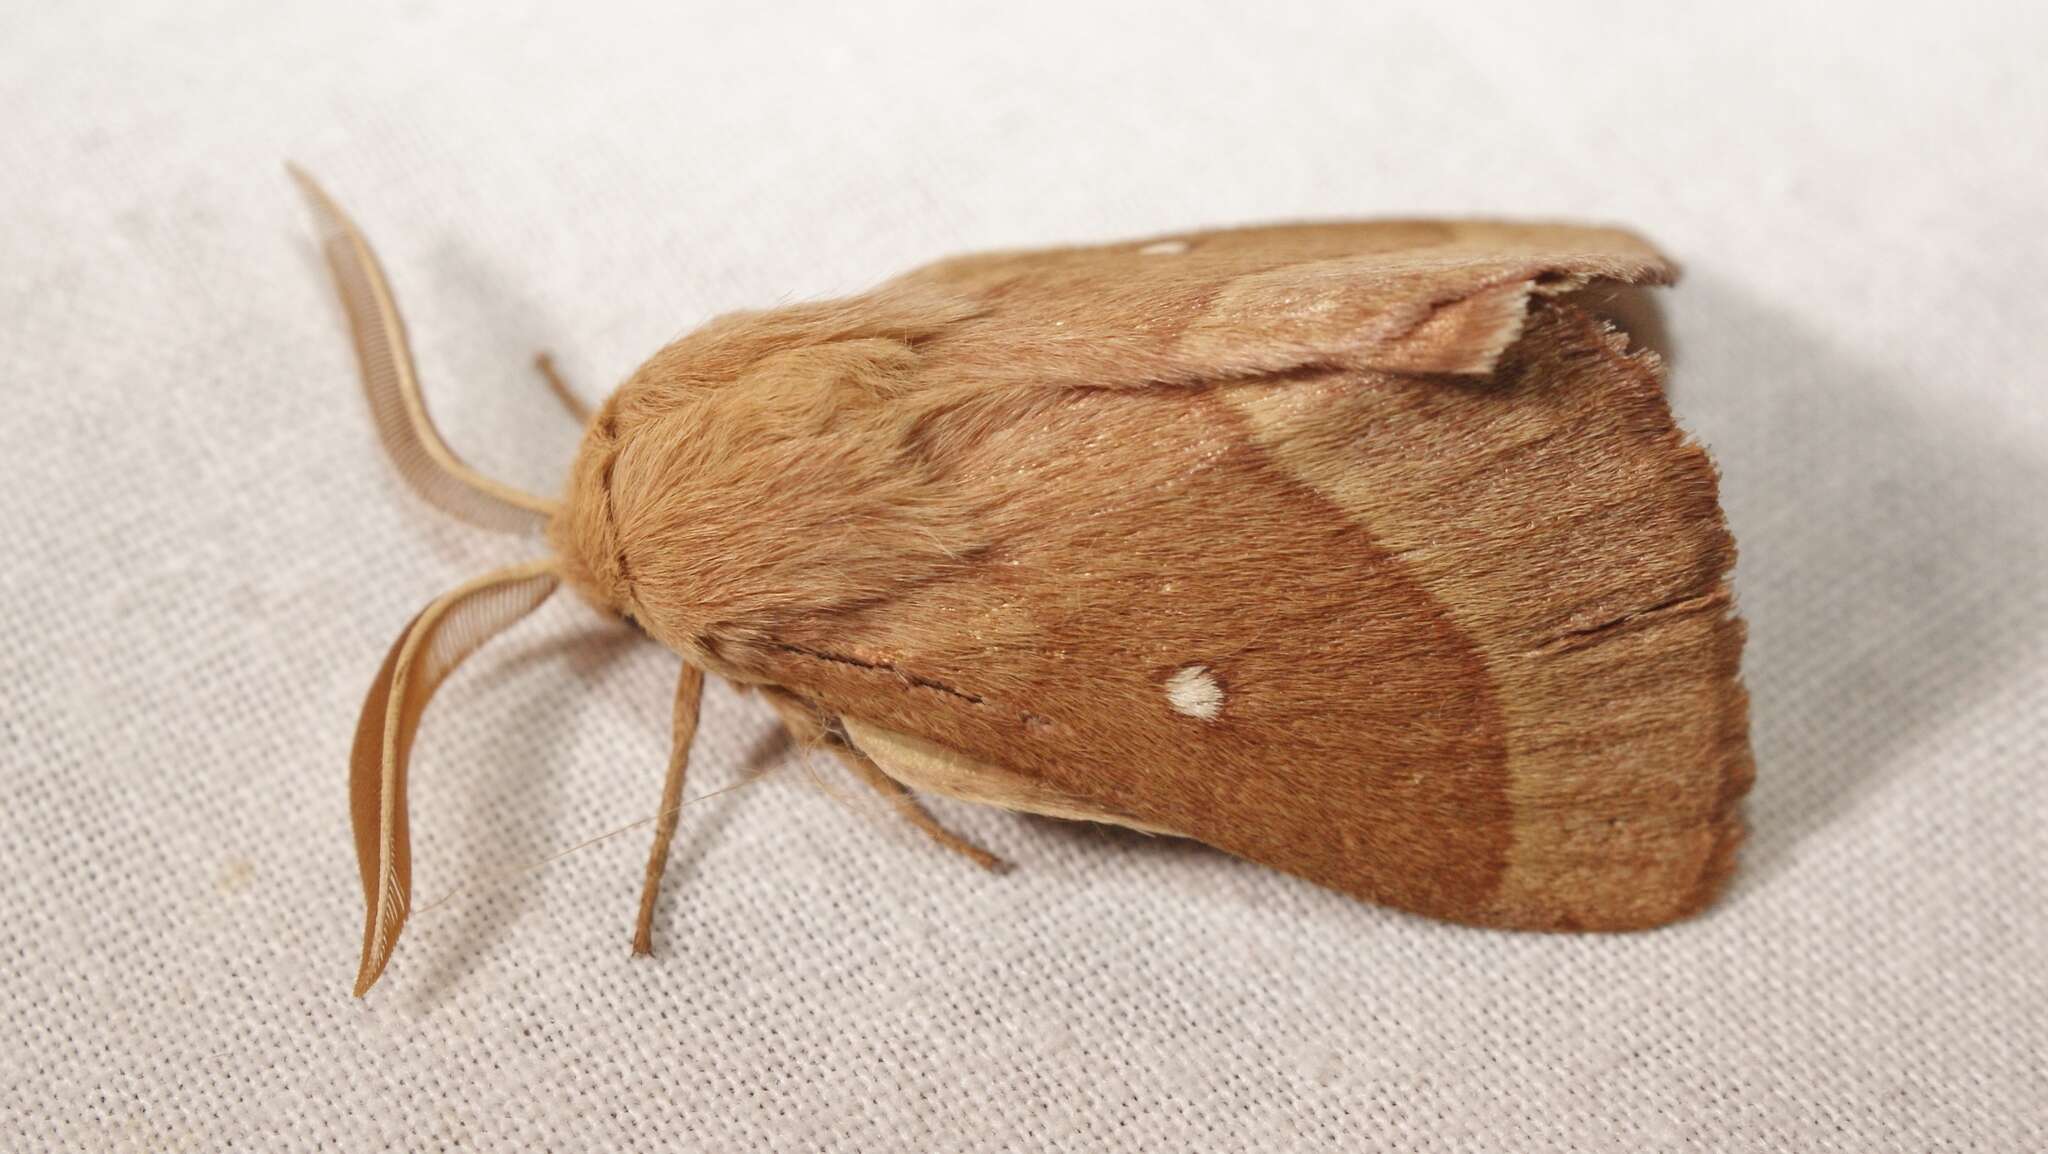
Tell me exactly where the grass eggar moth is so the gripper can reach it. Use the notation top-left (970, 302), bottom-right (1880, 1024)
top-left (294, 170), bottom-right (1751, 997)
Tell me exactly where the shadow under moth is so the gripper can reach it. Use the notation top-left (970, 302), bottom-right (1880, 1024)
top-left (293, 169), bottom-right (1752, 998)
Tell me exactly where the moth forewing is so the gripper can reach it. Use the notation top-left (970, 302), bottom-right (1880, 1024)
top-left (556, 219), bottom-right (1748, 932)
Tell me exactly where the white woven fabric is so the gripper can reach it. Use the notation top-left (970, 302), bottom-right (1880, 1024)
top-left (5, 3), bottom-right (2044, 1149)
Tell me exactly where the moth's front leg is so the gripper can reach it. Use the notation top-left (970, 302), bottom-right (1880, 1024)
top-left (633, 663), bottom-right (706, 956)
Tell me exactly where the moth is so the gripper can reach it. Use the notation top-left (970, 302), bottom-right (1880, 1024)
top-left (294, 169), bottom-right (1752, 997)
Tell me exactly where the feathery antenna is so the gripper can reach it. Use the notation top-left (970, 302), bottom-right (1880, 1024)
top-left (289, 164), bottom-right (561, 531)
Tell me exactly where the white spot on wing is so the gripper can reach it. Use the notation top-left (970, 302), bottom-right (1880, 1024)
top-left (1139, 239), bottom-right (1189, 256)
top-left (1165, 665), bottom-right (1224, 720)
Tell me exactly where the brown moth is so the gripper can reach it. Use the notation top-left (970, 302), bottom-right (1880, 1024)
top-left (293, 169), bottom-right (1752, 998)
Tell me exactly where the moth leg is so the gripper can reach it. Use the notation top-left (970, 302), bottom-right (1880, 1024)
top-left (533, 351), bottom-right (593, 424)
top-left (632, 663), bottom-right (706, 956)
top-left (750, 685), bottom-right (1007, 873)
top-left (836, 743), bottom-right (1010, 874)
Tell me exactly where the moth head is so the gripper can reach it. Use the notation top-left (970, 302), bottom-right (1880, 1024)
top-left (548, 395), bottom-right (635, 623)
top-left (546, 335), bottom-right (996, 686)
